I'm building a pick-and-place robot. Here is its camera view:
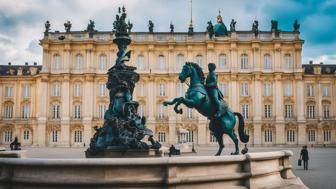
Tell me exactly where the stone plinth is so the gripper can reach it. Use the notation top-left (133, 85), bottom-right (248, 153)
top-left (85, 148), bottom-right (163, 158)
top-left (0, 150), bottom-right (26, 158)
top-left (0, 150), bottom-right (308, 189)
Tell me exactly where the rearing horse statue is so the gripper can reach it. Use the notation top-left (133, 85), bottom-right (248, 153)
top-left (163, 62), bottom-right (249, 155)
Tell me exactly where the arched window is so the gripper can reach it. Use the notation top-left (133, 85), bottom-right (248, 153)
top-left (3, 130), bottom-right (12, 143)
top-left (99, 54), bottom-right (107, 71)
top-left (74, 104), bottom-right (81, 119)
top-left (98, 104), bottom-right (108, 119)
top-left (187, 108), bottom-right (193, 118)
top-left (196, 55), bottom-right (203, 68)
top-left (53, 54), bottom-right (61, 70)
top-left (22, 84), bottom-right (30, 98)
top-left (263, 82), bottom-right (272, 96)
top-left (74, 83), bottom-right (81, 97)
top-left (21, 104), bottom-right (30, 119)
top-left (158, 132), bottom-right (166, 143)
top-left (138, 83), bottom-right (145, 97)
top-left (241, 104), bottom-right (249, 119)
top-left (158, 105), bottom-right (165, 119)
top-left (284, 104), bottom-right (293, 118)
top-left (75, 54), bottom-right (83, 70)
top-left (264, 129), bottom-right (273, 143)
top-left (158, 55), bottom-right (165, 70)
top-left (4, 85), bottom-right (13, 97)
top-left (264, 54), bottom-right (271, 69)
top-left (74, 130), bottom-right (83, 143)
top-left (177, 54), bottom-right (185, 70)
top-left (240, 82), bottom-right (249, 96)
top-left (284, 82), bottom-right (293, 96)
top-left (284, 54), bottom-right (292, 69)
top-left (137, 55), bottom-right (145, 70)
top-left (52, 104), bottom-right (60, 119)
top-left (4, 104), bottom-right (14, 119)
top-left (322, 85), bottom-right (330, 97)
top-left (159, 83), bottom-right (165, 96)
top-left (307, 105), bottom-right (315, 119)
top-left (23, 129), bottom-right (30, 140)
top-left (218, 54), bottom-right (227, 69)
top-left (264, 104), bottom-right (272, 118)
top-left (323, 104), bottom-right (330, 118)
top-left (308, 129), bottom-right (316, 142)
top-left (99, 83), bottom-right (106, 97)
top-left (240, 54), bottom-right (248, 69)
top-left (323, 129), bottom-right (331, 142)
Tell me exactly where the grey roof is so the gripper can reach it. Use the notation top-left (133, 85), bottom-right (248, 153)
top-left (302, 64), bottom-right (336, 75)
top-left (0, 65), bottom-right (42, 76)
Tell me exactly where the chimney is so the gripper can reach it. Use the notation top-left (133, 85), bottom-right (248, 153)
top-left (33, 62), bottom-right (37, 66)
top-left (8, 62), bottom-right (11, 66)
top-left (309, 60), bottom-right (313, 64)
top-left (25, 62), bottom-right (28, 66)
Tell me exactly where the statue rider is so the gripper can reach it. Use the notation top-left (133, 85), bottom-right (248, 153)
top-left (205, 63), bottom-right (225, 118)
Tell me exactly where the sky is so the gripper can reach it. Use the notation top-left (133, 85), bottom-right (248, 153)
top-left (0, 0), bottom-right (335, 65)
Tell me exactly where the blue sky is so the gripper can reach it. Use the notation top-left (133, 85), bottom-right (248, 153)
top-left (0, 0), bottom-right (335, 65)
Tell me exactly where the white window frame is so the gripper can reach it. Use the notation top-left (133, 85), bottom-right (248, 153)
top-left (4, 130), bottom-right (12, 143)
top-left (264, 54), bottom-right (271, 69)
top-left (264, 104), bottom-right (272, 118)
top-left (241, 82), bottom-right (249, 96)
top-left (74, 130), bottom-right (83, 143)
top-left (53, 83), bottom-right (60, 97)
top-left (137, 55), bottom-right (145, 70)
top-left (4, 105), bottom-right (13, 118)
top-left (99, 83), bottom-right (105, 97)
top-left (74, 83), bottom-right (81, 97)
top-left (158, 132), bottom-right (166, 143)
top-left (287, 129), bottom-right (295, 143)
top-left (240, 54), bottom-right (248, 70)
top-left (75, 54), bottom-right (83, 71)
top-left (307, 85), bottom-right (314, 96)
top-left (322, 85), bottom-right (330, 97)
top-left (284, 83), bottom-right (293, 96)
top-left (159, 83), bottom-right (165, 96)
top-left (99, 54), bottom-right (107, 71)
top-left (22, 104), bottom-right (30, 119)
top-left (74, 105), bottom-right (81, 119)
top-left (196, 55), bottom-right (203, 68)
top-left (177, 54), bottom-right (185, 70)
top-left (308, 129), bottom-right (316, 142)
top-left (263, 82), bottom-right (272, 96)
top-left (5, 86), bottom-right (13, 97)
top-left (284, 104), bottom-right (293, 118)
top-left (23, 130), bottom-right (30, 140)
top-left (264, 129), bottom-right (273, 143)
top-left (53, 54), bottom-right (61, 70)
top-left (158, 55), bottom-right (165, 70)
top-left (22, 84), bottom-right (30, 98)
top-left (218, 54), bottom-right (227, 69)
top-left (284, 54), bottom-right (292, 69)
top-left (52, 104), bottom-right (60, 119)
top-left (307, 105), bottom-right (315, 119)
top-left (323, 104), bottom-right (330, 118)
top-left (241, 104), bottom-right (249, 119)
top-left (323, 129), bottom-right (331, 142)
top-left (51, 130), bottom-right (58, 143)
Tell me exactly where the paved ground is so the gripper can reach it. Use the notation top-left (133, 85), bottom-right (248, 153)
top-left (20, 146), bottom-right (336, 189)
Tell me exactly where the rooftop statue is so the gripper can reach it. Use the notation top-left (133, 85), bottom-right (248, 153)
top-left (252, 20), bottom-right (259, 37)
top-left (271, 20), bottom-right (278, 31)
top-left (206, 21), bottom-right (214, 39)
top-left (230, 19), bottom-right (236, 32)
top-left (87, 7), bottom-right (161, 156)
top-left (44, 20), bottom-right (50, 36)
top-left (64, 20), bottom-right (72, 33)
top-left (86, 20), bottom-right (97, 38)
top-left (293, 19), bottom-right (300, 32)
top-left (170, 22), bottom-right (174, 33)
top-left (164, 62), bottom-right (249, 156)
top-left (148, 20), bottom-right (154, 33)
top-left (214, 11), bottom-right (228, 37)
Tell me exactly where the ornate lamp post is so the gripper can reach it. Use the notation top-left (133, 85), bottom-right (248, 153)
top-left (86, 7), bottom-right (161, 158)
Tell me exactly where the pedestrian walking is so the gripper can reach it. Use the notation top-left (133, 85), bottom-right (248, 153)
top-left (300, 146), bottom-right (309, 170)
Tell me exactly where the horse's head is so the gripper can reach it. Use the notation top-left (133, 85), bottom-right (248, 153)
top-left (179, 62), bottom-right (192, 83)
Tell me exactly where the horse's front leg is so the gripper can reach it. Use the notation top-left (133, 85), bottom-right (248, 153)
top-left (163, 97), bottom-right (182, 106)
top-left (180, 97), bottom-right (198, 108)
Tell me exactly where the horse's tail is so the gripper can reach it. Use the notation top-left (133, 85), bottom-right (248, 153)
top-left (234, 112), bottom-right (249, 143)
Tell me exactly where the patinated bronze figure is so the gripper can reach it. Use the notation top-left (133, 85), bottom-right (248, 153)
top-left (206, 21), bottom-right (214, 39)
top-left (230, 19), bottom-right (236, 32)
top-left (64, 20), bottom-right (71, 33)
top-left (148, 20), bottom-right (154, 33)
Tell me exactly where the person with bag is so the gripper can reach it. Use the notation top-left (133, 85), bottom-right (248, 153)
top-left (300, 146), bottom-right (309, 170)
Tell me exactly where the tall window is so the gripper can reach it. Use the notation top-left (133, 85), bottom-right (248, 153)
top-left (210, 134), bottom-right (217, 143)
top-left (99, 54), bottom-right (107, 71)
top-left (264, 104), bottom-right (272, 118)
top-left (98, 104), bottom-right (107, 119)
top-left (23, 130), bottom-right (30, 140)
top-left (138, 83), bottom-right (145, 97)
top-left (158, 132), bottom-right (166, 143)
top-left (74, 83), bottom-right (81, 97)
top-left (219, 83), bottom-right (228, 96)
top-left (52, 104), bottom-right (60, 119)
top-left (284, 54), bottom-right (292, 69)
top-left (5, 86), bottom-right (13, 97)
top-left (308, 129), bottom-right (316, 142)
top-left (177, 83), bottom-right (185, 97)
top-left (240, 82), bottom-right (249, 96)
top-left (137, 55), bottom-right (145, 70)
top-left (322, 86), bottom-right (330, 97)
top-left (158, 105), bottom-right (165, 119)
top-left (307, 105), bottom-right (315, 119)
top-left (74, 130), bottom-right (83, 143)
top-left (99, 83), bottom-right (105, 97)
top-left (323, 105), bottom-right (330, 118)
top-left (21, 104), bottom-right (30, 119)
top-left (53, 82), bottom-right (60, 96)
top-left (307, 85), bottom-right (314, 96)
top-left (187, 108), bottom-right (193, 118)
top-left (22, 84), bottom-right (30, 98)
top-left (158, 55), bottom-right (165, 70)
top-left (323, 129), bottom-right (331, 142)
top-left (264, 54), bottom-right (271, 69)
top-left (241, 104), bottom-right (249, 119)
top-left (287, 129), bottom-right (295, 143)
top-left (218, 54), bottom-right (227, 69)
top-left (75, 54), bottom-right (83, 71)
top-left (4, 105), bottom-right (13, 118)
top-left (264, 129), bottom-right (273, 143)
top-left (74, 105), bottom-right (81, 119)
top-left (186, 130), bottom-right (195, 143)
top-left (284, 83), bottom-right (292, 96)
top-left (240, 54), bottom-right (248, 69)
top-left (177, 54), bottom-right (185, 70)
top-left (284, 104), bottom-right (293, 118)
top-left (138, 104), bottom-right (144, 117)
top-left (159, 83), bottom-right (165, 96)
top-left (4, 130), bottom-right (12, 142)
top-left (52, 130), bottom-right (58, 143)
top-left (53, 54), bottom-right (61, 70)
top-left (263, 82), bottom-right (272, 96)
top-left (196, 55), bottom-right (203, 68)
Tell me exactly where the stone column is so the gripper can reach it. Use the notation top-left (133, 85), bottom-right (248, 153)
top-left (83, 122), bottom-right (92, 146)
top-left (83, 75), bottom-right (94, 145)
top-left (253, 75), bottom-right (262, 122)
top-left (42, 49), bottom-right (50, 72)
top-left (296, 77), bottom-right (305, 122)
top-left (275, 73), bottom-right (285, 144)
top-left (197, 119), bottom-right (207, 145)
top-left (147, 45), bottom-right (154, 72)
top-left (168, 122), bottom-right (176, 145)
top-left (274, 43), bottom-right (281, 72)
top-left (63, 47), bottom-right (70, 73)
top-left (168, 46), bottom-right (174, 73)
top-left (37, 122), bottom-right (47, 147)
top-left (147, 79), bottom-right (155, 121)
top-left (253, 123), bottom-right (262, 146)
top-left (60, 75), bottom-right (70, 147)
top-left (230, 75), bottom-right (239, 111)
top-left (0, 84), bottom-right (2, 116)
top-left (35, 76), bottom-right (48, 147)
top-left (230, 44), bottom-right (238, 72)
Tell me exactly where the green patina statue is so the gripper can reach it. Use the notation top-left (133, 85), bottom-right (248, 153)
top-left (214, 11), bottom-right (228, 37)
top-left (164, 63), bottom-right (249, 155)
top-left (87, 7), bottom-right (161, 153)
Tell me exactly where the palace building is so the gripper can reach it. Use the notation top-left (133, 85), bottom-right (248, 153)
top-left (0, 15), bottom-right (335, 147)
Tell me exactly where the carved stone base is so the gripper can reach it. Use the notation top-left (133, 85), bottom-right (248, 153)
top-left (85, 148), bottom-right (163, 158)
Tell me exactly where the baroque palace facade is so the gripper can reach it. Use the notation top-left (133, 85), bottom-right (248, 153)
top-left (0, 18), bottom-right (335, 147)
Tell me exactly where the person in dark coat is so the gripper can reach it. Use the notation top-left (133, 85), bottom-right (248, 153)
top-left (10, 137), bottom-right (21, 151)
top-left (169, 145), bottom-right (175, 157)
top-left (300, 146), bottom-right (309, 170)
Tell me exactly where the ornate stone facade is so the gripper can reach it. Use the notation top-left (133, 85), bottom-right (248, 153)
top-left (0, 25), bottom-right (335, 147)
